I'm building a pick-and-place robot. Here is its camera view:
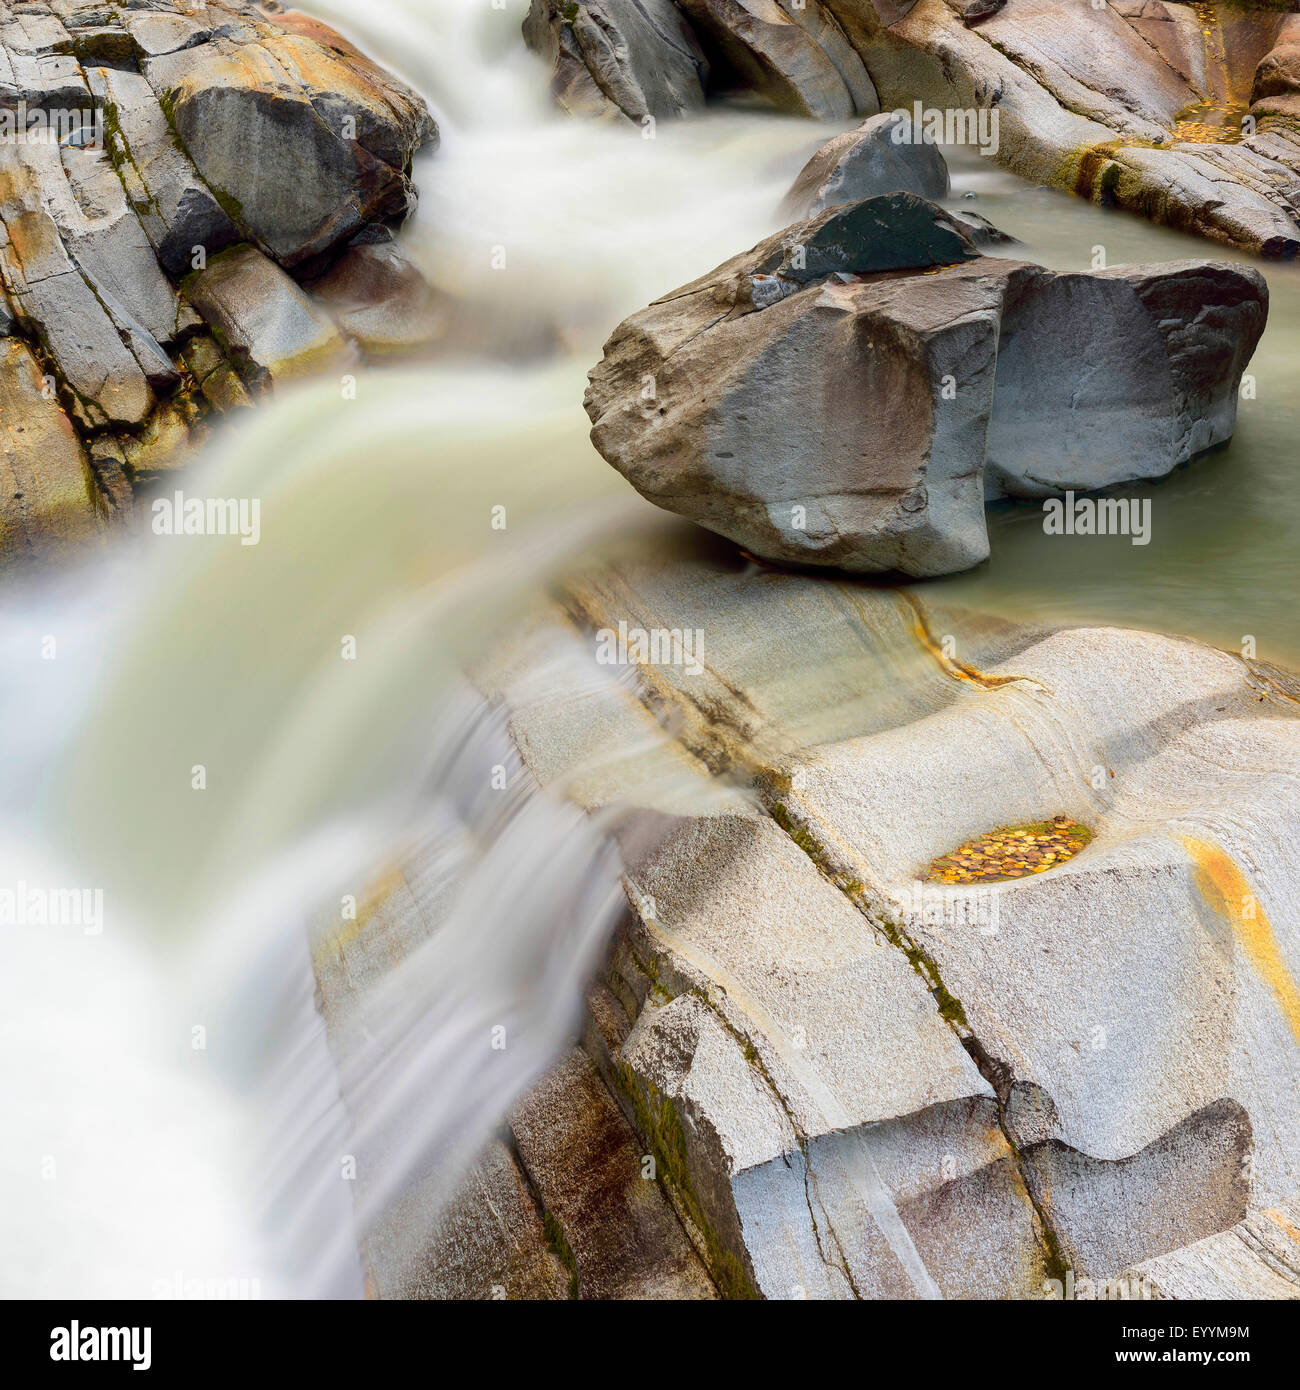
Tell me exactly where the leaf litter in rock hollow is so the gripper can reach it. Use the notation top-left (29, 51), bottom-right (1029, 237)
top-left (924, 815), bottom-right (1092, 885)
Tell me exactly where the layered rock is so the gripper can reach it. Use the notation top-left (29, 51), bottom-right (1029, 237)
top-left (525, 0), bottom-right (877, 120)
top-left (584, 195), bottom-right (1266, 576)
top-left (1124, 1195), bottom-right (1300, 1299)
top-left (810, 0), bottom-right (1300, 256)
top-left (529, 0), bottom-right (1300, 256)
top-left (523, 0), bottom-right (710, 122)
top-left (0, 0), bottom-right (437, 567)
top-left (331, 539), bottom-right (1300, 1297)
top-left (676, 0), bottom-right (877, 118)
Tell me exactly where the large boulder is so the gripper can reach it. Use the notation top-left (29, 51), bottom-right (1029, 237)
top-left (584, 195), bottom-right (1266, 576)
top-left (154, 29), bottom-right (434, 267)
top-left (675, 0), bottom-right (877, 118)
top-left (780, 109), bottom-right (950, 219)
top-left (523, 0), bottom-right (710, 122)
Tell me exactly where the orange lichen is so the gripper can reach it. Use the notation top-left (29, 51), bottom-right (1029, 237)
top-left (1182, 835), bottom-right (1300, 1046)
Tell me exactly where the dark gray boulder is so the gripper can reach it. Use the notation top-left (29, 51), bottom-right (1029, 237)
top-left (523, 0), bottom-right (710, 121)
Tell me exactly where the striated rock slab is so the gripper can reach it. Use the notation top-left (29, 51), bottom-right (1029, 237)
top-left (816, 0), bottom-right (1300, 256)
top-left (0, 337), bottom-right (105, 564)
top-left (1124, 1195), bottom-right (1300, 1300)
top-left (0, 0), bottom-right (436, 561)
top-left (584, 195), bottom-right (1266, 576)
top-left (523, 0), bottom-right (710, 123)
top-left (327, 536), bottom-right (1300, 1297)
top-left (525, 0), bottom-right (877, 120)
top-left (457, 540), bottom-right (1300, 1297)
top-left (509, 1047), bottom-right (718, 1298)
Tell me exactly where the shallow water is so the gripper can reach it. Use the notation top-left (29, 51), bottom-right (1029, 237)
top-left (936, 153), bottom-right (1300, 667)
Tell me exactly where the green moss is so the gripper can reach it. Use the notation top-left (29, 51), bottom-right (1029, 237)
top-left (613, 1060), bottom-right (757, 1300)
top-left (541, 1210), bottom-right (580, 1299)
top-left (769, 801), bottom-right (822, 860)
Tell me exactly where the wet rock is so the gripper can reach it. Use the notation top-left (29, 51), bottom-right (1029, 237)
top-left (951, 0), bottom-right (1005, 28)
top-left (509, 1048), bottom-right (718, 1298)
top-left (185, 245), bottom-right (356, 389)
top-left (308, 242), bottom-right (443, 356)
top-left (948, 207), bottom-right (1018, 246)
top-left (0, 151), bottom-right (161, 428)
top-left (584, 196), bottom-right (1266, 576)
top-left (779, 110), bottom-right (949, 219)
top-left (675, 0), bottom-right (876, 119)
top-left (0, 338), bottom-right (103, 563)
top-left (156, 30), bottom-right (435, 267)
top-left (0, 0), bottom-right (434, 563)
top-left (365, 1137), bottom-right (572, 1300)
top-left (816, 0), bottom-right (1300, 255)
top-left (523, 0), bottom-right (710, 122)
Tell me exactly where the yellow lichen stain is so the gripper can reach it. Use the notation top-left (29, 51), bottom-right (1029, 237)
top-left (1266, 1207), bottom-right (1300, 1247)
top-left (1182, 835), bottom-right (1300, 1047)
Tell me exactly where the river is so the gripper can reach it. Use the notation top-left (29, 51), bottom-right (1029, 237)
top-left (2, 0), bottom-right (1297, 1298)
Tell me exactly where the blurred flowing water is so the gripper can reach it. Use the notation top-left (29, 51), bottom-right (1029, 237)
top-left (3, 0), bottom-right (1298, 1299)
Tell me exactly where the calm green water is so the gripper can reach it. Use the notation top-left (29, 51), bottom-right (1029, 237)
top-left (933, 152), bottom-right (1300, 667)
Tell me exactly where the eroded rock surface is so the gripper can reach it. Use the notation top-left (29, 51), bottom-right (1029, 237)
top-left (523, 0), bottom-right (710, 122)
top-left (584, 195), bottom-right (1266, 576)
top-left (330, 539), bottom-right (1300, 1297)
top-left (532, 0), bottom-right (1300, 256)
top-left (0, 0), bottom-right (437, 566)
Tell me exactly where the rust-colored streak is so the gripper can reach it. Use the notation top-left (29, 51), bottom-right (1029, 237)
top-left (896, 590), bottom-right (1044, 692)
top-left (1182, 835), bottom-right (1300, 1047)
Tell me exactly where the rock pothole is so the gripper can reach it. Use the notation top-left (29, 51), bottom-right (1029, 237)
top-left (924, 816), bottom-right (1093, 885)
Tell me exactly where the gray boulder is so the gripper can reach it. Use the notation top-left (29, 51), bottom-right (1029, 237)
top-left (523, 0), bottom-right (710, 122)
top-left (585, 195), bottom-right (1266, 577)
top-left (185, 246), bottom-right (357, 391)
top-left (780, 110), bottom-right (950, 219)
top-left (676, 0), bottom-right (877, 119)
